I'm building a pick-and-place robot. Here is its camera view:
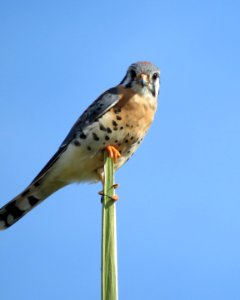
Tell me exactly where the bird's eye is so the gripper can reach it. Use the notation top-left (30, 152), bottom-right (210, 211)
top-left (130, 70), bottom-right (137, 79)
top-left (152, 73), bottom-right (159, 80)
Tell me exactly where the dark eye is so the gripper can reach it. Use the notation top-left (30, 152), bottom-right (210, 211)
top-left (130, 69), bottom-right (137, 79)
top-left (152, 73), bottom-right (159, 80)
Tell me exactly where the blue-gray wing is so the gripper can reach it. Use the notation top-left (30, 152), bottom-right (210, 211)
top-left (60, 87), bottom-right (120, 147)
top-left (31, 87), bottom-right (120, 183)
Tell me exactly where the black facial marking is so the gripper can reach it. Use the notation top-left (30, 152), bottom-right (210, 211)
top-left (125, 140), bottom-right (129, 143)
top-left (105, 136), bottom-right (110, 141)
top-left (116, 115), bottom-right (122, 121)
top-left (21, 189), bottom-right (30, 197)
top-left (130, 137), bottom-right (134, 140)
top-left (107, 127), bottom-right (112, 134)
top-left (92, 132), bottom-right (100, 141)
top-left (130, 69), bottom-right (137, 79)
top-left (28, 196), bottom-right (39, 206)
top-left (74, 140), bottom-right (81, 146)
top-left (80, 132), bottom-right (87, 139)
top-left (112, 120), bottom-right (118, 127)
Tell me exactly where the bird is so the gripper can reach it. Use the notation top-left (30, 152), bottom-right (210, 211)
top-left (0, 61), bottom-right (160, 230)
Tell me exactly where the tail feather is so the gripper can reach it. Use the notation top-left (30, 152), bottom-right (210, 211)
top-left (0, 176), bottom-right (66, 230)
top-left (0, 187), bottom-right (43, 230)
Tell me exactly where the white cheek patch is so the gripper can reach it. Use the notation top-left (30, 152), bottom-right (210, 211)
top-left (155, 79), bottom-right (160, 96)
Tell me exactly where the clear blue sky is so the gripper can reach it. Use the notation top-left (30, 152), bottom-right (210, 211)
top-left (0, 1), bottom-right (240, 299)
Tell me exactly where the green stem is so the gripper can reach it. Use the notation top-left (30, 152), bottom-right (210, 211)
top-left (101, 152), bottom-right (118, 300)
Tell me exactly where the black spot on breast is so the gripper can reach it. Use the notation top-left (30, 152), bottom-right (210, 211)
top-left (113, 127), bottom-right (118, 131)
top-left (107, 127), bottom-right (112, 134)
top-left (120, 127), bottom-right (124, 130)
top-left (125, 139), bottom-right (129, 143)
top-left (80, 132), bottom-right (87, 139)
top-left (116, 115), bottom-right (122, 121)
top-left (105, 136), bottom-right (110, 141)
top-left (87, 146), bottom-right (92, 151)
top-left (28, 196), bottom-right (39, 206)
top-left (112, 120), bottom-right (118, 127)
top-left (92, 132), bottom-right (100, 141)
top-left (130, 137), bottom-right (134, 140)
top-left (74, 140), bottom-right (81, 146)
top-left (21, 189), bottom-right (30, 197)
top-left (114, 108), bottom-right (121, 114)
top-left (115, 140), bottom-right (118, 143)
top-left (100, 124), bottom-right (107, 131)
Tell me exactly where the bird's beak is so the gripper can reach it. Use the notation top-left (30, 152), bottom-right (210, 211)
top-left (138, 73), bottom-right (149, 87)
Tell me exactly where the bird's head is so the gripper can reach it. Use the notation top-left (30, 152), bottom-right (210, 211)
top-left (120, 61), bottom-right (160, 98)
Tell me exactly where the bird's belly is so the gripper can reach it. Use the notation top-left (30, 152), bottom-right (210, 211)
top-left (49, 98), bottom-right (154, 184)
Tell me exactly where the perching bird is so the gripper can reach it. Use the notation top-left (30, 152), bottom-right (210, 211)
top-left (0, 61), bottom-right (160, 230)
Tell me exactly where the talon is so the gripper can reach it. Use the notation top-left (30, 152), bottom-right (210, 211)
top-left (112, 194), bottom-right (118, 201)
top-left (98, 190), bottom-right (118, 202)
top-left (105, 145), bottom-right (121, 163)
top-left (112, 183), bottom-right (119, 189)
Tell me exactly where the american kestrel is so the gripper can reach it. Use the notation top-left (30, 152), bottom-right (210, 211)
top-left (0, 61), bottom-right (160, 230)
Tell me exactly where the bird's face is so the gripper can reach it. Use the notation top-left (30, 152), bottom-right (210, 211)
top-left (120, 61), bottom-right (160, 98)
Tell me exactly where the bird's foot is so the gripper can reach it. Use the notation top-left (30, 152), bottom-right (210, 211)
top-left (105, 145), bottom-right (121, 163)
top-left (99, 184), bottom-right (119, 202)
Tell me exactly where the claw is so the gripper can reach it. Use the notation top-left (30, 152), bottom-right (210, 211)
top-left (105, 145), bottom-right (121, 163)
top-left (98, 191), bottom-right (118, 202)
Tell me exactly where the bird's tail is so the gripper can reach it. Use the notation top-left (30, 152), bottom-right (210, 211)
top-left (0, 177), bottom-right (65, 230)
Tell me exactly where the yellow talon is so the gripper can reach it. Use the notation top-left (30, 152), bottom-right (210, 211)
top-left (105, 145), bottom-right (121, 163)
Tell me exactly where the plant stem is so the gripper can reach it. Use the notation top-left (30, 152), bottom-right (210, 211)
top-left (101, 153), bottom-right (118, 300)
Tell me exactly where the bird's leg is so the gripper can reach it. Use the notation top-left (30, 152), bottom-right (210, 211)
top-left (97, 165), bottom-right (119, 202)
top-left (105, 145), bottom-right (121, 164)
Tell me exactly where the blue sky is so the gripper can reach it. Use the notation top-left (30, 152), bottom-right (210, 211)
top-left (0, 0), bottom-right (240, 299)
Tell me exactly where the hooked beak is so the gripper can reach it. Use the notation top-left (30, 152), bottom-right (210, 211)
top-left (137, 73), bottom-right (149, 87)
